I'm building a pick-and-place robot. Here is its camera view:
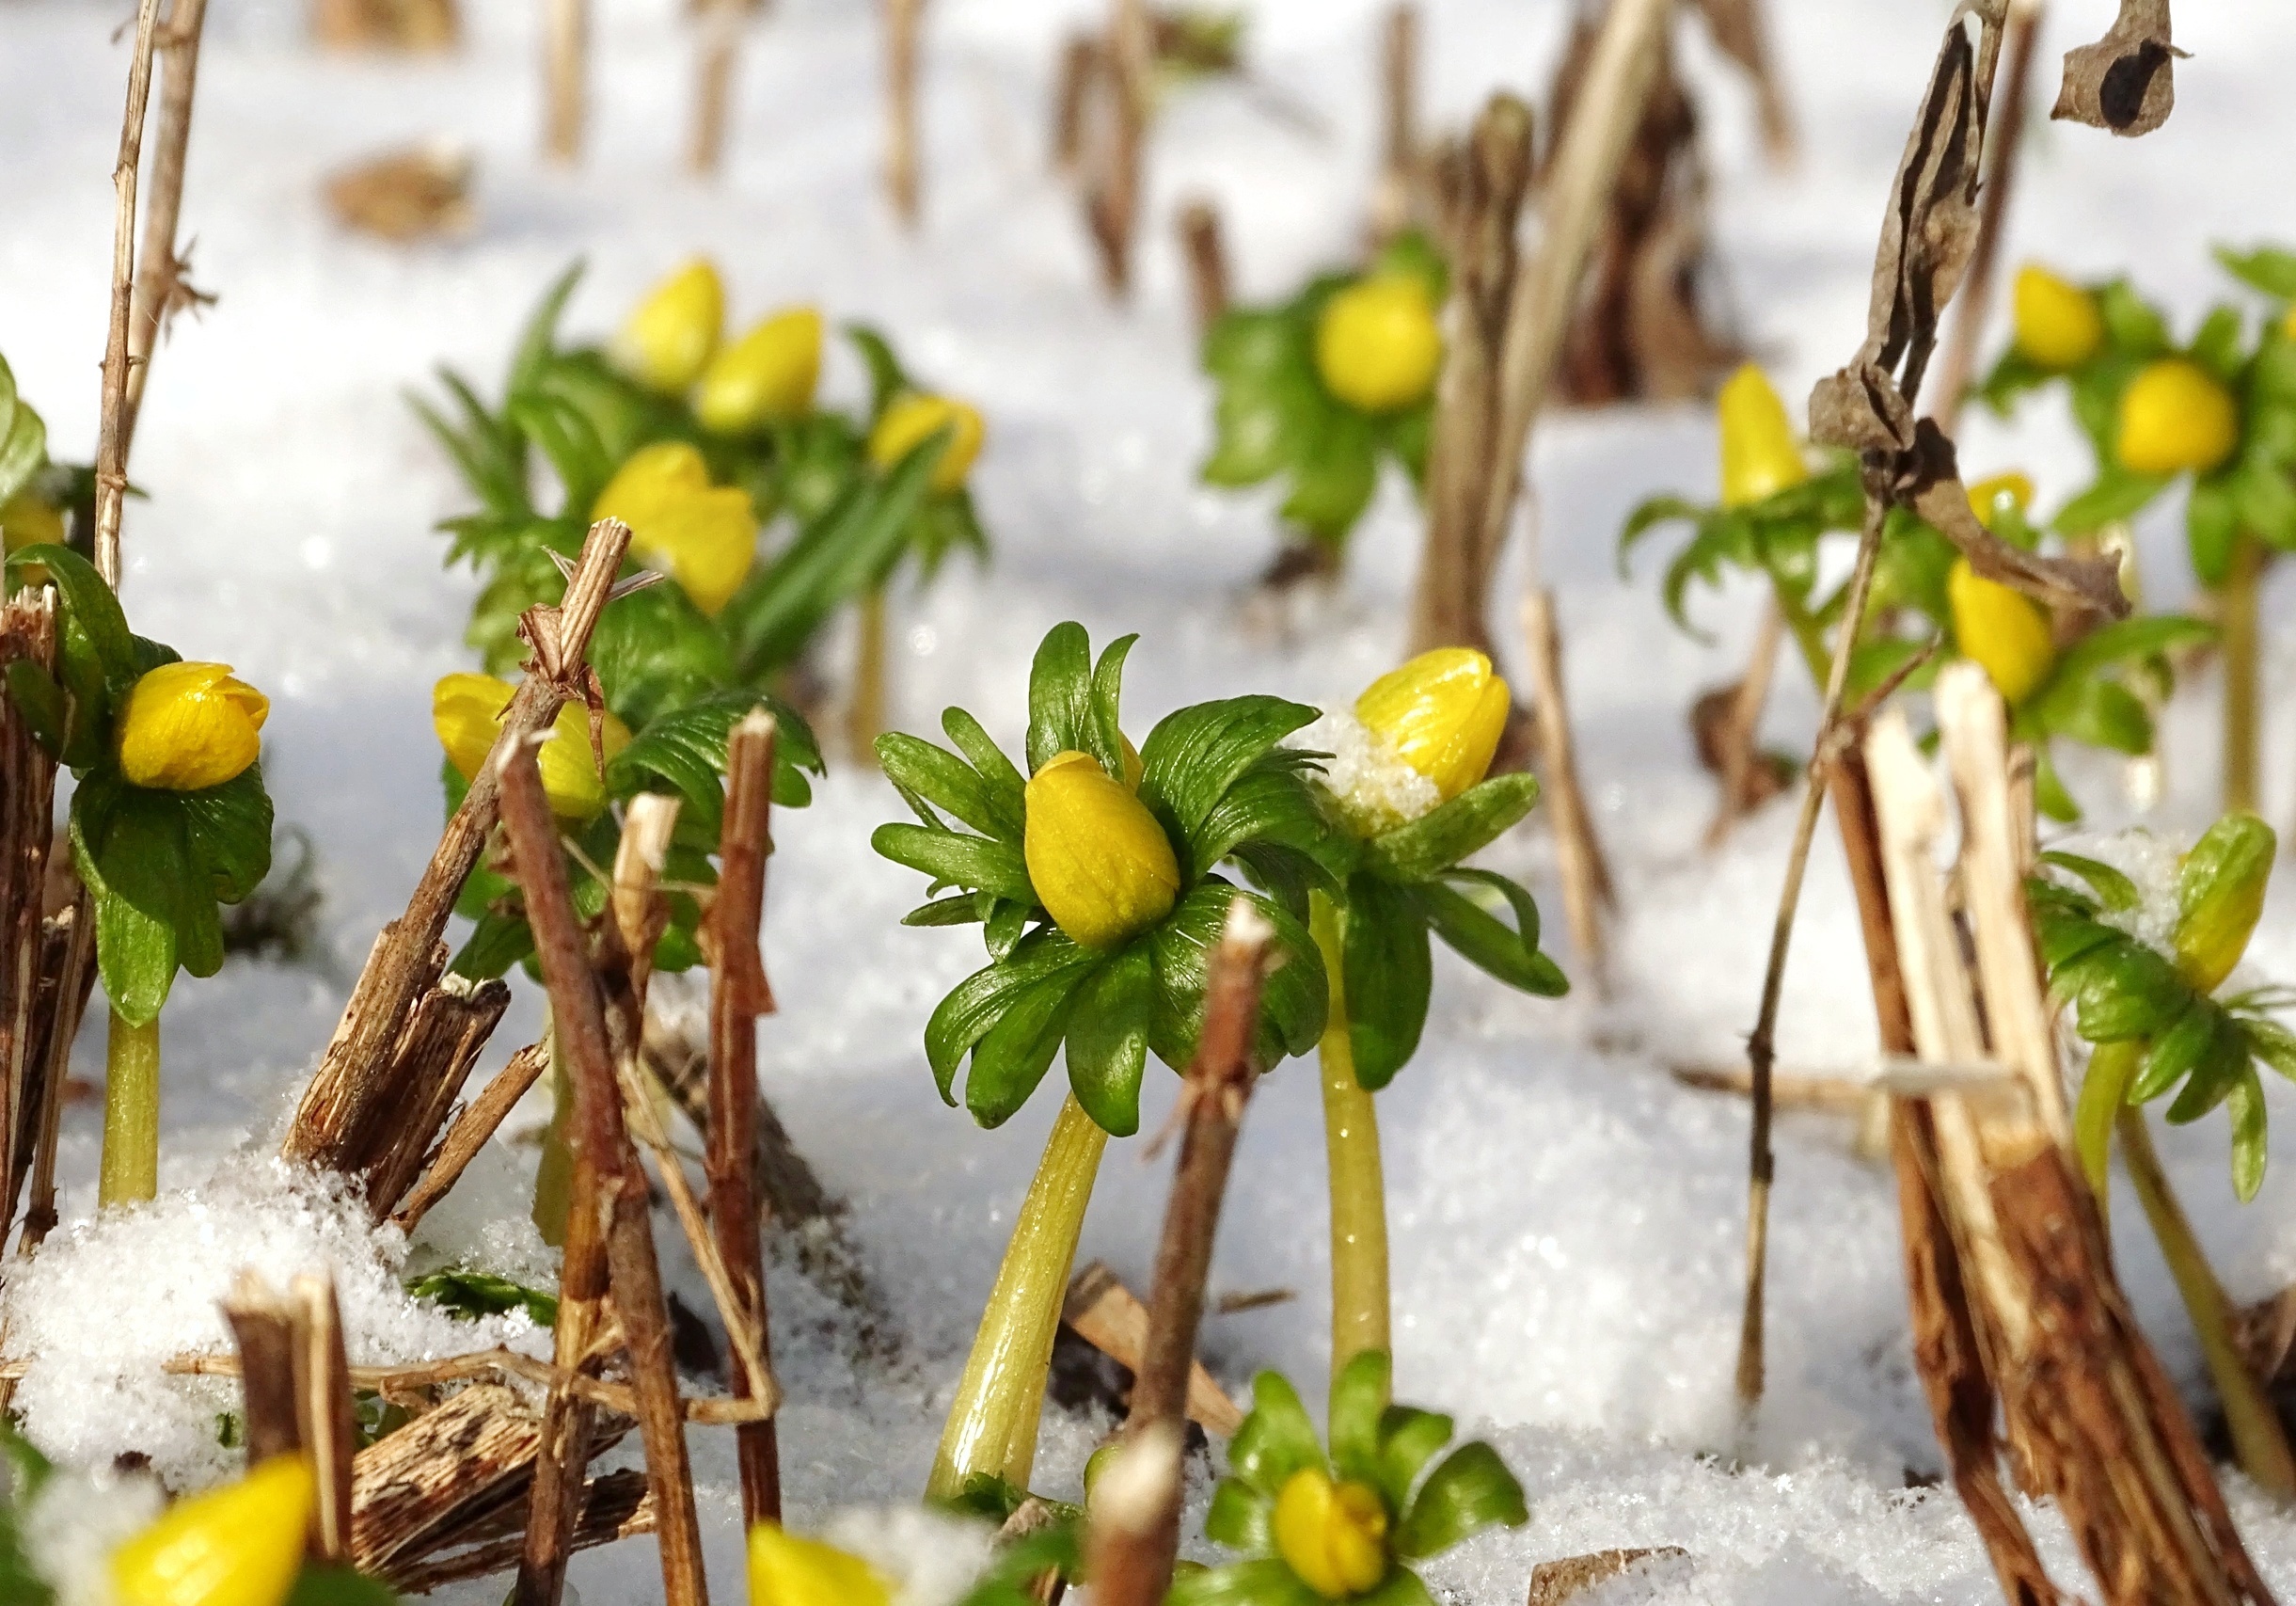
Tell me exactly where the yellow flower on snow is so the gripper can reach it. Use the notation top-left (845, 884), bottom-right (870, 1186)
top-left (434, 672), bottom-right (630, 820)
top-left (696, 307), bottom-right (824, 434)
top-left (2012, 264), bottom-right (2105, 372)
top-left (591, 441), bottom-right (759, 617)
top-left (118, 661), bottom-right (270, 792)
top-left (1314, 275), bottom-right (1444, 414)
top-left (112, 1454), bottom-right (312, 1606)
top-left (1023, 749), bottom-right (1180, 951)
top-left (1354, 647), bottom-right (1510, 803)
top-left (868, 392), bottom-right (985, 495)
top-left (1717, 362), bottom-right (1808, 511)
top-left (1274, 1467), bottom-right (1390, 1598)
top-left (747, 1521), bottom-right (894, 1606)
top-left (612, 259), bottom-right (724, 395)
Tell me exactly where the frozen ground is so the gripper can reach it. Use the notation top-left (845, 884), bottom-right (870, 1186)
top-left (7, 0), bottom-right (2296, 1599)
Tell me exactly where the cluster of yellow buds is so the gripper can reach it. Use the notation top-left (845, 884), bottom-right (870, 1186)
top-left (1716, 363), bottom-right (1809, 510)
top-left (1274, 1466), bottom-right (1391, 1598)
top-left (1946, 473), bottom-right (2057, 708)
top-left (433, 671), bottom-right (630, 819)
top-left (1022, 747), bottom-right (1179, 950)
top-left (1314, 275), bottom-right (1444, 415)
top-left (1354, 647), bottom-right (1510, 804)
top-left (591, 441), bottom-right (762, 617)
top-left (117, 662), bottom-right (271, 792)
top-left (868, 391), bottom-right (986, 495)
top-left (612, 260), bottom-right (826, 434)
top-left (110, 1455), bottom-right (312, 1606)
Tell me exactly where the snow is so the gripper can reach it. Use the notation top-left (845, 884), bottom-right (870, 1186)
top-left (1295, 706), bottom-right (1442, 835)
top-left (7, 0), bottom-right (2296, 1601)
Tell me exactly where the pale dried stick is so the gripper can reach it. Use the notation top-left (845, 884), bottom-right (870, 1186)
top-left (689, 0), bottom-right (744, 175)
top-left (293, 1275), bottom-right (358, 1564)
top-left (1705, 600), bottom-right (1784, 847)
top-left (390, 1042), bottom-right (549, 1235)
top-left (884, 0), bottom-right (926, 226)
top-left (120, 0), bottom-right (213, 455)
top-left (544, 0), bottom-right (588, 165)
top-left (93, 0), bottom-right (168, 589)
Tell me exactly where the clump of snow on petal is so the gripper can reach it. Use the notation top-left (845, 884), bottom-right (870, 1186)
top-left (817, 1505), bottom-right (1000, 1606)
top-left (0, 1157), bottom-right (551, 1491)
top-left (1295, 708), bottom-right (1438, 836)
top-left (24, 1466), bottom-right (163, 1606)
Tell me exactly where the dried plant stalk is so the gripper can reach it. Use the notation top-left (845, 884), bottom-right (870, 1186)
top-left (285, 518), bottom-right (630, 1183)
top-left (1523, 590), bottom-right (1615, 980)
top-left (362, 973), bottom-right (511, 1215)
top-left (1062, 1262), bottom-right (1243, 1435)
top-left (391, 1474), bottom-right (653, 1593)
top-left (1691, 0), bottom-right (1794, 162)
top-left (292, 1275), bottom-right (358, 1563)
top-left (1051, 32), bottom-right (1098, 171)
top-left (354, 1383), bottom-right (545, 1575)
top-left (16, 906), bottom-right (92, 1253)
top-left (120, 0), bottom-right (213, 455)
top-left (1365, 4), bottom-right (1421, 246)
top-left (689, 0), bottom-right (743, 175)
top-left (0, 596), bottom-right (59, 1244)
top-left (1704, 602), bottom-right (1783, 845)
top-left (884, 0), bottom-right (926, 226)
top-left (1084, 0), bottom-right (1152, 296)
top-left (93, 0), bottom-right (168, 590)
top-left (1177, 199), bottom-right (1229, 338)
top-left (222, 1270), bottom-right (303, 1466)
top-left (1085, 1422), bottom-right (1184, 1606)
top-left (391, 1040), bottom-right (548, 1235)
top-left (544, 0), bottom-right (588, 164)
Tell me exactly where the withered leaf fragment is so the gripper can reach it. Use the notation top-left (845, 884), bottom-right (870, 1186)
top-left (2052, 0), bottom-right (2181, 137)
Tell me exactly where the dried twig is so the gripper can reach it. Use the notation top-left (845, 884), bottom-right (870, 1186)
top-left (120, 0), bottom-right (213, 456)
top-left (884, 0), bottom-right (926, 227)
top-left (1176, 199), bottom-right (1229, 338)
top-left (1084, 0), bottom-right (1152, 296)
top-left (293, 1275), bottom-right (357, 1564)
top-left (1085, 1422), bottom-right (1184, 1606)
top-left (1704, 601), bottom-right (1783, 846)
top-left (285, 519), bottom-right (630, 1185)
top-left (1061, 1262), bottom-right (1243, 1435)
top-left (1364, 4), bottom-right (1421, 247)
top-left (222, 1270), bottom-right (302, 1465)
top-left (1523, 590), bottom-right (1615, 981)
top-left (1052, 32), bottom-right (1098, 172)
top-left (1527, 1548), bottom-right (1690, 1605)
top-left (0, 598), bottom-right (59, 1248)
top-left (390, 1041), bottom-right (548, 1235)
top-left (93, 0), bottom-right (168, 590)
top-left (1692, 0), bottom-right (1794, 163)
top-left (689, 0), bottom-right (744, 175)
top-left (544, 0), bottom-right (588, 164)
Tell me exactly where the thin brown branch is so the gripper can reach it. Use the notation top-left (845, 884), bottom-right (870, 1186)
top-left (1705, 600), bottom-right (1784, 847)
top-left (1364, 4), bottom-right (1421, 247)
top-left (1523, 589), bottom-right (1615, 978)
top-left (705, 709), bottom-right (782, 1523)
top-left (1085, 1422), bottom-right (1183, 1606)
top-left (544, 0), bottom-right (588, 165)
top-left (390, 1040), bottom-right (548, 1236)
top-left (93, 0), bottom-right (168, 590)
top-left (285, 517), bottom-right (630, 1184)
top-left (120, 0), bottom-right (213, 457)
top-left (688, 0), bottom-right (743, 176)
top-left (1176, 198), bottom-right (1229, 339)
top-left (17, 906), bottom-right (92, 1255)
top-left (1051, 32), bottom-right (1098, 172)
top-left (499, 747), bottom-right (706, 1606)
top-left (0, 597), bottom-right (60, 1250)
top-left (1085, 0), bottom-right (1152, 296)
top-left (884, 0), bottom-right (926, 227)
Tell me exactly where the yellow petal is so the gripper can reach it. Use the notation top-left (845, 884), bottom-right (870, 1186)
top-left (1273, 1468), bottom-right (1389, 1599)
top-left (747, 1522), bottom-right (894, 1606)
top-left (612, 259), bottom-right (724, 395)
top-left (118, 661), bottom-right (270, 792)
top-left (1354, 648), bottom-right (1510, 802)
top-left (2116, 358), bottom-right (2240, 477)
top-left (1947, 559), bottom-right (2055, 708)
top-left (0, 493), bottom-right (66, 555)
top-left (868, 392), bottom-right (986, 494)
top-left (1023, 750), bottom-right (1180, 950)
top-left (696, 307), bottom-right (824, 433)
top-left (1314, 275), bottom-right (1444, 414)
top-left (112, 1455), bottom-right (313, 1606)
top-left (2012, 264), bottom-right (2105, 371)
top-left (593, 443), bottom-right (758, 615)
top-left (1717, 362), bottom-right (1808, 510)
top-left (434, 672), bottom-right (626, 819)
top-left (433, 671), bottom-right (515, 782)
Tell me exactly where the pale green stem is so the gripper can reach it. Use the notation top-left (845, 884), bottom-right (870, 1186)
top-left (99, 1010), bottom-right (160, 1207)
top-left (848, 585), bottom-right (888, 770)
top-left (2220, 531), bottom-right (2261, 817)
top-left (2119, 1105), bottom-right (2296, 1503)
top-left (1312, 891), bottom-right (1389, 1375)
top-left (1774, 587), bottom-right (1834, 694)
top-left (531, 1015), bottom-right (574, 1248)
top-left (926, 1091), bottom-right (1108, 1502)
top-left (2074, 1039), bottom-right (2140, 1233)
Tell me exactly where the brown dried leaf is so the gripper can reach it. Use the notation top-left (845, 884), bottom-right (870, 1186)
top-left (324, 143), bottom-right (475, 244)
top-left (2051, 0), bottom-right (2181, 137)
top-left (1896, 422), bottom-right (2130, 617)
top-left (1526, 1547), bottom-right (1690, 1604)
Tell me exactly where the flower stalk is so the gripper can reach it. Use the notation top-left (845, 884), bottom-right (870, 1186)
top-left (926, 1091), bottom-right (1109, 1502)
top-left (2221, 530), bottom-right (2262, 816)
top-left (99, 1008), bottom-right (161, 1206)
top-left (1312, 891), bottom-right (1389, 1374)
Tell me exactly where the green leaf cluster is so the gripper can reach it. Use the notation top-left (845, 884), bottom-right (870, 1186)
top-left (1198, 233), bottom-right (1444, 549)
top-left (873, 622), bottom-right (1331, 1135)
top-left (2034, 835), bottom-right (2295, 1201)
top-left (5, 544), bottom-right (274, 1024)
top-left (406, 1266), bottom-right (560, 1328)
top-left (1175, 1350), bottom-right (1528, 1606)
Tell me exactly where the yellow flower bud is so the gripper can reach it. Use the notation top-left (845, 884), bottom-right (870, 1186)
top-left (591, 441), bottom-right (759, 617)
top-left (2280, 304), bottom-right (2296, 343)
top-left (0, 492), bottom-right (65, 554)
top-left (1947, 558), bottom-right (2054, 708)
top-left (612, 259), bottom-right (724, 395)
top-left (2012, 264), bottom-right (2105, 371)
top-left (1716, 362), bottom-right (1809, 510)
top-left (746, 1522), bottom-right (894, 1606)
top-left (1023, 750), bottom-right (1180, 951)
top-left (868, 392), bottom-right (986, 495)
top-left (1965, 471), bottom-right (2035, 527)
top-left (1274, 1468), bottom-right (1389, 1599)
top-left (1354, 648), bottom-right (1510, 803)
top-left (117, 662), bottom-right (270, 792)
top-left (2174, 814), bottom-right (2277, 994)
top-left (695, 307), bottom-right (824, 434)
top-left (433, 672), bottom-right (630, 821)
top-left (112, 1455), bottom-right (312, 1606)
top-left (1314, 275), bottom-right (1444, 414)
top-left (2116, 358), bottom-right (2240, 476)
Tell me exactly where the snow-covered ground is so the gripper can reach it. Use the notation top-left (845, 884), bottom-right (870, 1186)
top-left (8, 0), bottom-right (2296, 1599)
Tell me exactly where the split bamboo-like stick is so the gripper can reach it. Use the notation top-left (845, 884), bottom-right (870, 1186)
top-left (292, 1275), bottom-right (358, 1564)
top-left (354, 1383), bottom-right (548, 1577)
top-left (284, 518), bottom-right (630, 1183)
top-left (884, 0), bottom-right (926, 227)
top-left (544, 0), bottom-right (589, 166)
top-left (390, 1040), bottom-right (549, 1235)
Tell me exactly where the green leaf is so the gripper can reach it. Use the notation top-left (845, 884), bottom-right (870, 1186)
top-left (179, 770), bottom-right (276, 905)
top-left (4, 660), bottom-right (66, 758)
top-left (923, 930), bottom-right (1093, 1112)
top-left (2038, 851), bottom-right (2140, 912)
top-left (1354, 1571), bottom-right (1438, 1606)
top-left (2228, 1067), bottom-right (2269, 1202)
top-left (1166, 1561), bottom-right (1322, 1606)
top-left (2247, 1018), bottom-right (2296, 1084)
top-left (450, 910), bottom-right (534, 981)
top-left (2098, 278), bottom-right (2171, 357)
top-left (285, 1566), bottom-right (401, 1606)
top-left (1342, 877), bottom-right (1433, 1091)
top-left (1228, 1371), bottom-right (1326, 1498)
top-left (1279, 406), bottom-right (1378, 540)
top-left (2131, 999), bottom-right (2216, 1104)
top-left (879, 732), bottom-right (1021, 842)
top-left (407, 1267), bottom-right (559, 1327)
top-left (844, 323), bottom-right (911, 420)
top-left (6, 543), bottom-right (137, 698)
top-left (0, 391), bottom-right (46, 511)
top-left (1415, 871), bottom-right (1567, 997)
top-left (1375, 1407), bottom-right (1456, 1517)
top-left (2070, 937), bottom-right (2190, 1042)
top-left (1064, 945), bottom-right (1153, 1137)
top-left (586, 581), bottom-right (735, 731)
top-left (2188, 470), bottom-right (2241, 586)
top-left (609, 692), bottom-right (820, 822)
top-left (903, 897), bottom-right (984, 928)
top-left (509, 260), bottom-right (586, 394)
top-left (1138, 695), bottom-right (1321, 866)
top-left (1327, 1349), bottom-right (1391, 1487)
top-left (1025, 621), bottom-right (1096, 774)
top-left (2035, 676), bottom-right (2152, 756)
top-left (1191, 757), bottom-right (1338, 898)
top-left (1394, 1440), bottom-right (1528, 1560)
top-left (872, 823), bottom-right (1037, 904)
top-left (2215, 244), bottom-right (2296, 300)
top-left (1203, 1479), bottom-right (1274, 1552)
top-left (1148, 885), bottom-right (1326, 1073)
top-left (941, 708), bottom-right (1028, 831)
top-left (2191, 305), bottom-right (2248, 383)
top-left (1363, 774), bottom-right (1539, 883)
top-left (965, 961), bottom-right (1077, 1125)
top-left (1086, 633), bottom-right (1138, 783)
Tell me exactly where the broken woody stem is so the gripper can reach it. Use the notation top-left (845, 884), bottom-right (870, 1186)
top-left (1084, 0), bottom-right (1151, 297)
top-left (1117, 898), bottom-right (1272, 1600)
top-left (121, 0), bottom-right (213, 454)
top-left (1310, 890), bottom-right (1387, 1373)
top-left (883, 0), bottom-right (926, 227)
top-left (688, 0), bottom-right (744, 176)
top-left (544, 0), bottom-right (588, 165)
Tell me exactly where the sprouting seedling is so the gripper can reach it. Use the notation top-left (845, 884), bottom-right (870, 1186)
top-left (2033, 814), bottom-right (2296, 1499)
top-left (871, 620), bottom-right (1331, 1504)
top-left (1173, 1350), bottom-right (1528, 1605)
top-left (1623, 364), bottom-right (2206, 820)
top-left (1974, 254), bottom-right (2296, 813)
top-left (1199, 232), bottom-right (1447, 579)
top-left (1303, 648), bottom-right (1565, 1376)
top-left (4, 544), bottom-right (275, 1209)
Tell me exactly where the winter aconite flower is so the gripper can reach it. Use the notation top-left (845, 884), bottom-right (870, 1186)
top-left (696, 306), bottom-right (823, 434)
top-left (1717, 362), bottom-right (1808, 509)
top-left (433, 671), bottom-right (629, 820)
top-left (2012, 263), bottom-right (2105, 371)
top-left (611, 257), bottom-right (724, 395)
top-left (117, 662), bottom-right (270, 792)
top-left (2173, 813), bottom-right (2275, 994)
top-left (1949, 559), bottom-right (2055, 707)
top-left (747, 1523), bottom-right (894, 1606)
top-left (2117, 358), bottom-right (2240, 475)
top-left (1353, 648), bottom-right (1509, 804)
top-left (111, 1454), bottom-right (312, 1606)
top-left (1315, 275), bottom-right (1443, 415)
top-left (869, 392), bottom-right (985, 494)
top-left (1022, 750), bottom-right (1180, 951)
top-left (0, 491), bottom-right (63, 554)
top-left (591, 441), bottom-right (760, 616)
top-left (1275, 1469), bottom-right (1390, 1597)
